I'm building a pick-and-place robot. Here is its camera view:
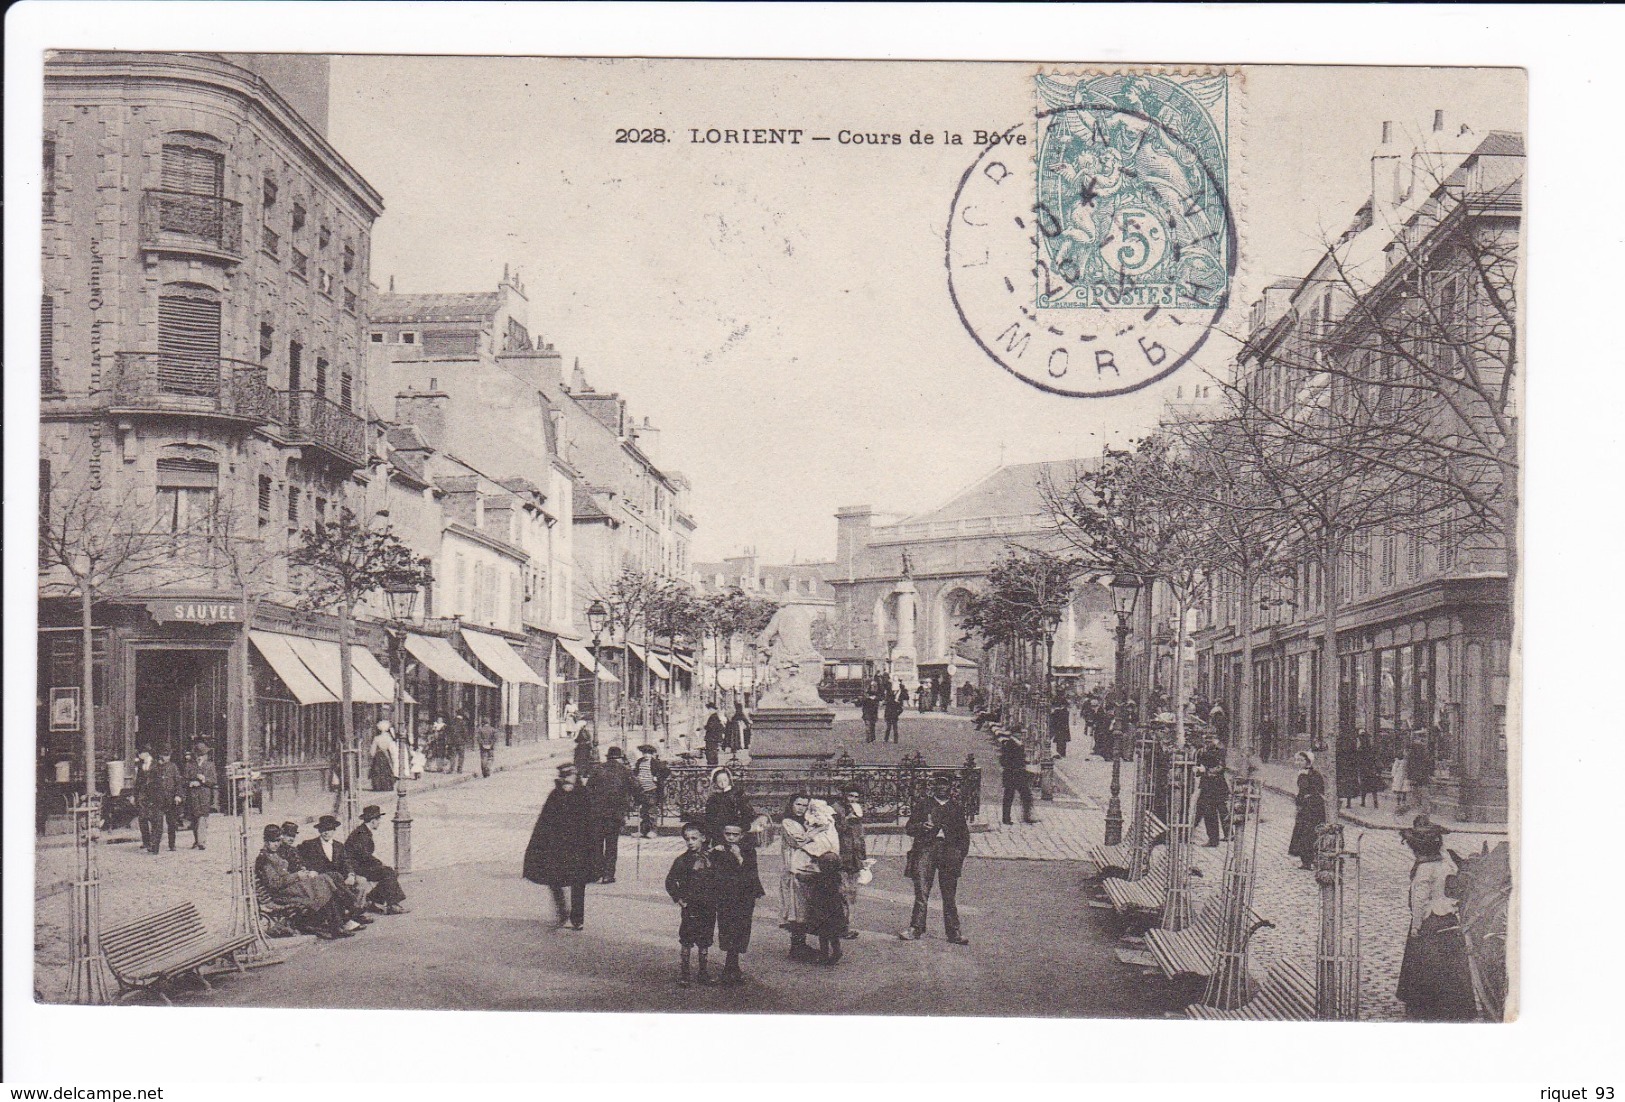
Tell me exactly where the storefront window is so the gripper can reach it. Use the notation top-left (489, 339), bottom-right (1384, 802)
top-left (1397, 643), bottom-right (1415, 731)
top-left (1378, 649), bottom-right (1398, 738)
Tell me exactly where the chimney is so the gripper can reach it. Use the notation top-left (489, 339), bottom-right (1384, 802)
top-left (634, 415), bottom-right (661, 462)
top-left (1433, 109), bottom-right (1446, 134)
top-left (394, 389), bottom-right (449, 451)
top-left (1370, 119), bottom-right (1404, 222)
top-left (568, 357), bottom-right (590, 393)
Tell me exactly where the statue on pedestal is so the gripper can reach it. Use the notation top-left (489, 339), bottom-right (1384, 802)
top-left (754, 603), bottom-right (830, 710)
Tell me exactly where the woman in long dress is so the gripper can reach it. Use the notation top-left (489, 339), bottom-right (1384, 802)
top-left (801, 800), bottom-right (849, 963)
top-left (778, 793), bottom-right (816, 960)
top-left (1396, 816), bottom-right (1479, 1020)
top-left (369, 721), bottom-right (398, 792)
top-left (1287, 750), bottom-right (1326, 869)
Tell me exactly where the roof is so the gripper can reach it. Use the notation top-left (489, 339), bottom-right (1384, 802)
top-left (573, 493), bottom-right (614, 522)
top-left (1474, 130), bottom-right (1523, 157)
top-left (369, 292), bottom-right (501, 325)
top-left (386, 425), bottom-right (430, 452)
top-left (900, 458), bottom-right (1097, 524)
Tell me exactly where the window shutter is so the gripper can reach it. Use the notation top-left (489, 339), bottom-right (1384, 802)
top-left (161, 144), bottom-right (223, 196)
top-left (157, 295), bottom-right (222, 393)
top-left (41, 295), bottom-right (55, 391)
top-left (156, 456), bottom-right (220, 488)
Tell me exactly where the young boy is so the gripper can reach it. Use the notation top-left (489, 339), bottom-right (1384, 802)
top-left (711, 822), bottom-right (765, 985)
top-left (665, 821), bottom-right (720, 986)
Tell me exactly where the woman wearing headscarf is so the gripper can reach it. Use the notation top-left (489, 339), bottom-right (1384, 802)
top-left (777, 793), bottom-right (817, 960)
top-left (1396, 816), bottom-right (1479, 1020)
top-left (1287, 750), bottom-right (1327, 869)
top-left (702, 767), bottom-right (763, 843)
top-left (801, 799), bottom-right (849, 963)
top-left (522, 764), bottom-right (599, 930)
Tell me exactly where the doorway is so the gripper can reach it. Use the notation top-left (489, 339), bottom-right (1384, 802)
top-left (133, 648), bottom-right (228, 786)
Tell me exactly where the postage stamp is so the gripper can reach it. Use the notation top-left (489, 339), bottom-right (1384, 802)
top-left (946, 68), bottom-right (1238, 398)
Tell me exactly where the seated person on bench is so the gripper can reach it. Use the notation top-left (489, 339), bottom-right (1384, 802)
top-left (296, 815), bottom-right (374, 924)
top-left (345, 805), bottom-right (409, 915)
top-left (255, 825), bottom-right (357, 940)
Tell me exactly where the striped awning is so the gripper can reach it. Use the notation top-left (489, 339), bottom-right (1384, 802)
top-left (405, 633), bottom-right (495, 687)
top-left (250, 631), bottom-right (337, 706)
top-left (461, 629), bottom-right (544, 685)
top-left (557, 638), bottom-right (619, 684)
top-left (626, 641), bottom-right (670, 681)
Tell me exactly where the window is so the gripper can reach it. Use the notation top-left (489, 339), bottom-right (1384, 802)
top-left (39, 459), bottom-right (52, 567)
top-left (161, 143), bottom-right (223, 197)
top-left (455, 554), bottom-right (467, 613)
top-left (1438, 519), bottom-right (1458, 571)
top-left (157, 291), bottom-right (222, 393)
top-left (291, 201), bottom-right (306, 233)
top-left (259, 321), bottom-right (275, 363)
top-left (287, 485), bottom-right (301, 525)
top-left (400, 332), bottom-right (416, 345)
top-left (315, 496), bottom-right (327, 522)
top-left (1406, 533), bottom-right (1421, 580)
top-left (423, 330), bottom-right (479, 356)
top-left (472, 562), bottom-right (485, 620)
top-left (156, 456), bottom-right (219, 537)
top-left (290, 248), bottom-right (308, 280)
top-left (342, 242), bottom-right (355, 273)
top-left (288, 340), bottom-right (303, 391)
top-left (317, 268), bottom-right (334, 297)
top-left (43, 139), bottom-right (56, 219)
top-left (263, 175), bottom-right (278, 208)
top-left (370, 331), bottom-right (385, 343)
top-left (41, 295), bottom-right (56, 392)
top-left (1380, 534), bottom-right (1397, 587)
top-left (314, 355), bottom-right (328, 397)
top-left (318, 224), bottom-right (331, 250)
top-left (262, 225), bottom-right (281, 259)
top-left (340, 370), bottom-right (353, 410)
top-left (343, 287), bottom-right (358, 314)
top-left (257, 474), bottom-right (273, 526)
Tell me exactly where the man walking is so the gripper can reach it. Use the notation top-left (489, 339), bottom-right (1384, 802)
top-left (476, 715), bottom-right (499, 778)
top-left (588, 746), bottom-right (637, 883)
top-left (882, 692), bottom-right (904, 744)
top-left (898, 774), bottom-right (970, 945)
top-left (998, 731), bottom-right (1039, 825)
top-left (860, 692), bottom-right (880, 743)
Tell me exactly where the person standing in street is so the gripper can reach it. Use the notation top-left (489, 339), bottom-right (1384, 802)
top-left (155, 749), bottom-right (184, 852)
top-left (882, 692), bottom-right (904, 744)
top-left (711, 820), bottom-right (765, 985)
top-left (1050, 694), bottom-right (1072, 759)
top-left (997, 732), bottom-right (1039, 825)
top-left (441, 714), bottom-right (467, 775)
top-left (131, 748), bottom-right (166, 854)
top-left (369, 720), bottom-right (398, 792)
top-left (1193, 739), bottom-right (1231, 847)
top-left (702, 766), bottom-right (763, 844)
top-left (836, 787), bottom-right (868, 939)
top-left (1287, 750), bottom-right (1327, 869)
top-left (1396, 815), bottom-right (1479, 1021)
top-left (572, 728), bottom-right (597, 776)
top-left (345, 805), bottom-right (410, 914)
top-left (726, 702), bottom-right (753, 753)
top-left (702, 703), bottom-right (725, 766)
top-left (632, 743), bottom-right (670, 838)
top-left (183, 740), bottom-right (215, 850)
top-left (899, 773), bottom-right (970, 944)
top-left (860, 692), bottom-right (880, 743)
top-left (522, 764), bottom-right (597, 930)
top-left (665, 822), bottom-right (721, 986)
top-left (588, 746), bottom-right (637, 883)
top-left (477, 715), bottom-right (500, 778)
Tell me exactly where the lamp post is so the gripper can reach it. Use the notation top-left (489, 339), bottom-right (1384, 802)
top-left (587, 600), bottom-right (609, 753)
top-left (385, 582), bottom-right (419, 875)
top-left (1104, 572), bottom-right (1142, 846)
top-left (1039, 605), bottom-right (1063, 800)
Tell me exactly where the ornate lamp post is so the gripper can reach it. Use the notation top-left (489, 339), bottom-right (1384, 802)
top-left (1038, 605), bottom-right (1063, 800)
top-left (587, 599), bottom-right (609, 752)
top-left (1104, 572), bottom-right (1142, 846)
top-left (385, 581), bottom-right (419, 874)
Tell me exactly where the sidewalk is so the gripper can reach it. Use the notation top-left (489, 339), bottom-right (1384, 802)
top-left (1052, 751), bottom-right (1503, 1021)
top-left (1253, 760), bottom-right (1510, 834)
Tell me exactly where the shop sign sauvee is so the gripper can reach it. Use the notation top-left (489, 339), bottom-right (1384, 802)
top-left (148, 598), bottom-right (243, 624)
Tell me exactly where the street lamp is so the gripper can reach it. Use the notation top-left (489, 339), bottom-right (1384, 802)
top-left (586, 600), bottom-right (609, 752)
top-left (1038, 605), bottom-right (1063, 800)
top-left (384, 581), bottom-right (419, 874)
top-left (1104, 572), bottom-right (1142, 846)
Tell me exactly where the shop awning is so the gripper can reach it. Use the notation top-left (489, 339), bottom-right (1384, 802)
top-left (250, 631), bottom-right (338, 706)
top-left (557, 637), bottom-right (620, 684)
top-left (653, 649), bottom-right (694, 672)
top-left (281, 636), bottom-right (396, 705)
top-left (405, 633), bottom-right (495, 687)
top-left (626, 641), bottom-right (670, 680)
top-left (462, 629), bottom-right (545, 685)
top-left (348, 644), bottom-right (416, 704)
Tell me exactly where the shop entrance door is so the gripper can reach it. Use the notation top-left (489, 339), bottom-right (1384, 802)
top-left (133, 648), bottom-right (228, 784)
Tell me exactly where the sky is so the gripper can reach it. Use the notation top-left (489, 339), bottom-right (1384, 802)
top-left (325, 59), bottom-right (1523, 563)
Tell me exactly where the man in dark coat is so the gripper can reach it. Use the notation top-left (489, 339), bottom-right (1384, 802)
top-left (882, 693), bottom-right (904, 743)
top-left (297, 814), bottom-right (374, 922)
top-left (345, 805), bottom-right (409, 913)
top-left (702, 704), bottom-right (725, 766)
top-left (860, 693), bottom-right (880, 743)
top-left (130, 748), bottom-right (168, 854)
top-left (725, 703), bottom-right (752, 753)
top-left (997, 733), bottom-right (1038, 825)
top-left (522, 764), bottom-right (597, 929)
top-left (1193, 740), bottom-right (1232, 847)
top-left (632, 744), bottom-right (670, 838)
top-left (476, 716), bottom-right (500, 777)
top-left (898, 774), bottom-right (971, 944)
top-left (154, 749), bottom-right (184, 851)
top-left (1049, 696), bottom-right (1072, 758)
top-left (587, 747), bottom-right (637, 883)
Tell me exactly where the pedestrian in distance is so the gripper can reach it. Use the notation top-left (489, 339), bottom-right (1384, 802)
top-left (1049, 695), bottom-right (1072, 759)
top-left (182, 740), bottom-right (215, 850)
top-left (711, 821), bottom-right (765, 985)
top-left (572, 727), bottom-right (597, 777)
top-left (588, 746), bottom-right (638, 883)
top-left (346, 805), bottom-right (410, 914)
top-left (897, 682), bottom-right (910, 709)
top-left (899, 773), bottom-right (970, 944)
top-left (1193, 739), bottom-right (1231, 847)
top-left (632, 743), bottom-right (670, 838)
top-left (860, 692), bottom-right (880, 743)
top-left (882, 693), bottom-right (904, 744)
top-left (522, 764), bottom-right (597, 930)
top-left (369, 720), bottom-right (398, 791)
top-left (726, 702), bottom-right (752, 753)
top-left (476, 715), bottom-right (500, 778)
top-left (1287, 750), bottom-right (1327, 869)
top-left (153, 748), bottom-right (184, 852)
top-left (997, 732), bottom-right (1039, 825)
top-left (665, 822), bottom-right (721, 986)
top-left (131, 748), bottom-right (167, 854)
top-left (1396, 815), bottom-right (1479, 1021)
top-left (702, 702), bottom-right (725, 766)
top-left (441, 714), bottom-right (467, 775)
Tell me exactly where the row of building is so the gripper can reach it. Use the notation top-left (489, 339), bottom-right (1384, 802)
top-left (37, 52), bottom-right (696, 811)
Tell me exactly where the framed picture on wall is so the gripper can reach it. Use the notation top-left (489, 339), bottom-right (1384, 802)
top-left (49, 686), bottom-right (81, 732)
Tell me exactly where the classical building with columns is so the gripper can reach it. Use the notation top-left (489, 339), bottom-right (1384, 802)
top-left (827, 460), bottom-right (1116, 694)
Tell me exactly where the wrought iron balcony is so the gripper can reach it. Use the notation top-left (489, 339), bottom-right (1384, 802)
top-left (109, 353), bottom-right (271, 423)
top-left (140, 190), bottom-right (244, 259)
top-left (269, 388), bottom-right (366, 467)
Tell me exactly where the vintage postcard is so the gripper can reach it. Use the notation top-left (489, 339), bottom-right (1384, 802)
top-left (26, 51), bottom-right (1521, 1036)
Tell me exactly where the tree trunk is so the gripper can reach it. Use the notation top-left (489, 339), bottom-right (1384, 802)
top-left (1319, 534), bottom-right (1342, 820)
top-left (1174, 593), bottom-right (1188, 746)
top-left (81, 586), bottom-right (97, 800)
top-left (1239, 570), bottom-right (1256, 770)
top-left (338, 602), bottom-right (357, 827)
top-left (240, 586), bottom-right (259, 789)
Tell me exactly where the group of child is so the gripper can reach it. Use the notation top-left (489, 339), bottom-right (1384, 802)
top-left (664, 820), bottom-right (767, 987)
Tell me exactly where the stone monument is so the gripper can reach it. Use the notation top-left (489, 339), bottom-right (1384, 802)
top-left (890, 551), bottom-right (921, 694)
top-left (751, 600), bottom-right (835, 739)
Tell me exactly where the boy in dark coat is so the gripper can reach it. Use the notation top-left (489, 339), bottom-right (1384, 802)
top-left (665, 822), bottom-right (720, 986)
top-left (711, 822), bottom-right (765, 985)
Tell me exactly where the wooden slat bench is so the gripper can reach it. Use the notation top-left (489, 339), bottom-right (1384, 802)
top-left (1146, 896), bottom-right (1272, 980)
top-left (102, 902), bottom-right (254, 1004)
top-left (254, 868), bottom-right (308, 938)
top-left (1101, 849), bottom-right (1171, 915)
top-left (1185, 958), bottom-right (1316, 1021)
top-left (1085, 814), bottom-right (1166, 878)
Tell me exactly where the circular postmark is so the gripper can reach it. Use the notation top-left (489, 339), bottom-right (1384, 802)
top-left (946, 74), bottom-right (1237, 399)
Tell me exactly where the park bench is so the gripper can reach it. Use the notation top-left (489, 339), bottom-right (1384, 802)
top-left (252, 866), bottom-right (314, 937)
top-left (1100, 848), bottom-right (1172, 915)
top-left (1145, 895), bottom-right (1273, 980)
top-left (1084, 813), bottom-right (1167, 878)
top-left (101, 901), bottom-right (254, 1004)
top-left (1185, 958), bottom-right (1316, 1021)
